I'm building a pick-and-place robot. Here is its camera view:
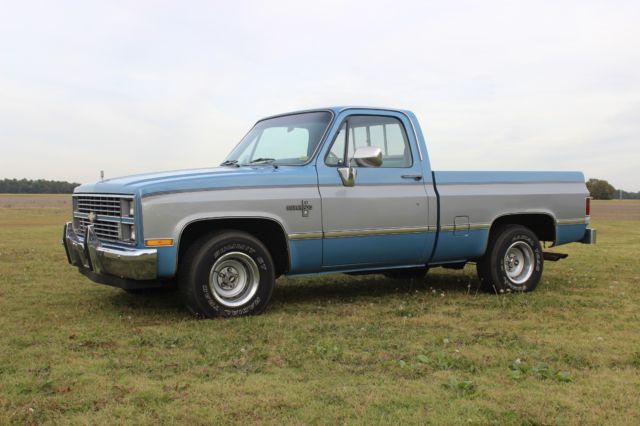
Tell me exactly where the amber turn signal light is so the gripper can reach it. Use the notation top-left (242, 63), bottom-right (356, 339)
top-left (145, 239), bottom-right (174, 247)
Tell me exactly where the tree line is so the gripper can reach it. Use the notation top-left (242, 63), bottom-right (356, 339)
top-left (0, 178), bottom-right (80, 194)
top-left (587, 178), bottom-right (640, 200)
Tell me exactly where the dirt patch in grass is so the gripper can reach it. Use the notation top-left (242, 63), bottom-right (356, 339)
top-left (591, 200), bottom-right (640, 221)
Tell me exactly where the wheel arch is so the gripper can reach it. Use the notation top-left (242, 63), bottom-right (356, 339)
top-left (488, 212), bottom-right (556, 245)
top-left (176, 217), bottom-right (290, 277)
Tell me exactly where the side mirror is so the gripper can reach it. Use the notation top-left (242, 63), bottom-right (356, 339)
top-left (337, 146), bottom-right (383, 187)
top-left (353, 146), bottom-right (383, 167)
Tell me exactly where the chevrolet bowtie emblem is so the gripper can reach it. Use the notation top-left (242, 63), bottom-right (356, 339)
top-left (88, 212), bottom-right (97, 223)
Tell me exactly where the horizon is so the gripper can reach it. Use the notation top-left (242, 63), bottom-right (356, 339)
top-left (1, 173), bottom-right (638, 194)
top-left (1, 1), bottom-right (639, 191)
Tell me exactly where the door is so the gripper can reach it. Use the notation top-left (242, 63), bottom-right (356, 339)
top-left (317, 112), bottom-right (432, 268)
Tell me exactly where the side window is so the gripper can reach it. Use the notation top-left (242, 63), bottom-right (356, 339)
top-left (325, 115), bottom-right (412, 168)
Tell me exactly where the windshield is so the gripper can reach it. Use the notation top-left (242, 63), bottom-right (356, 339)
top-left (224, 111), bottom-right (333, 166)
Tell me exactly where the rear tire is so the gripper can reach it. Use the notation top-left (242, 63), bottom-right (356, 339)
top-left (477, 225), bottom-right (543, 293)
top-left (178, 230), bottom-right (275, 318)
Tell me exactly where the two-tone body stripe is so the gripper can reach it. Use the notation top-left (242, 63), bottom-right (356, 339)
top-left (435, 180), bottom-right (584, 186)
top-left (288, 218), bottom-right (583, 241)
top-left (141, 184), bottom-right (318, 198)
top-left (324, 226), bottom-right (432, 239)
top-left (288, 226), bottom-right (432, 240)
top-left (557, 218), bottom-right (588, 225)
top-left (318, 182), bottom-right (424, 188)
top-left (288, 223), bottom-right (492, 240)
top-left (288, 232), bottom-right (323, 240)
top-left (439, 223), bottom-right (491, 232)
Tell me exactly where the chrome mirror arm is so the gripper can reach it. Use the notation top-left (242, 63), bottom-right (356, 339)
top-left (337, 167), bottom-right (357, 187)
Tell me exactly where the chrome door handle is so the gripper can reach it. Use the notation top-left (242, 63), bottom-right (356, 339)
top-left (401, 174), bottom-right (422, 181)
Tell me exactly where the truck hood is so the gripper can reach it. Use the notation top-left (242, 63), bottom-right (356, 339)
top-left (74, 166), bottom-right (317, 198)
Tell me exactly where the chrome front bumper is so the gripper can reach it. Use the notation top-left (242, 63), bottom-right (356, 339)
top-left (63, 222), bottom-right (157, 281)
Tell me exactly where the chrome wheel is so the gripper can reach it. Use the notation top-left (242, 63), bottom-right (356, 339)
top-left (209, 251), bottom-right (260, 308)
top-left (503, 241), bottom-right (534, 285)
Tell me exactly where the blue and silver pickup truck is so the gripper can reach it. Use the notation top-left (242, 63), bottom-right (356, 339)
top-left (63, 107), bottom-right (596, 317)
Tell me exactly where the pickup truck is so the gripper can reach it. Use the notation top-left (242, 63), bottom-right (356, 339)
top-left (63, 107), bottom-right (596, 317)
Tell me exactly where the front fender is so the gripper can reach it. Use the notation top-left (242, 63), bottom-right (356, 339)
top-left (140, 186), bottom-right (323, 278)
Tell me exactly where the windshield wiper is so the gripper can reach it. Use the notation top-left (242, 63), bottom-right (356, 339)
top-left (247, 158), bottom-right (277, 165)
top-left (220, 160), bottom-right (240, 167)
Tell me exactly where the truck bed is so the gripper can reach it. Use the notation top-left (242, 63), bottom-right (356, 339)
top-left (429, 171), bottom-right (589, 263)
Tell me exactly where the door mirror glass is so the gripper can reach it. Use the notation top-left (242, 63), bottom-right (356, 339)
top-left (353, 146), bottom-right (383, 167)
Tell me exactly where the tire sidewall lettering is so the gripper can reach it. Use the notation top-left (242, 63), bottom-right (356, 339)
top-left (497, 229), bottom-right (542, 291)
top-left (196, 237), bottom-right (272, 317)
top-left (214, 243), bottom-right (255, 259)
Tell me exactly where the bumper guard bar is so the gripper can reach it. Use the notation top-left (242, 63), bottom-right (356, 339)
top-left (63, 222), bottom-right (157, 281)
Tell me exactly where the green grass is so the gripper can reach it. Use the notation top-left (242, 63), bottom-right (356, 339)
top-left (0, 194), bottom-right (69, 197)
top-left (1, 203), bottom-right (639, 424)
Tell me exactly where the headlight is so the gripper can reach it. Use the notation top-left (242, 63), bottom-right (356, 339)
top-left (121, 199), bottom-right (135, 218)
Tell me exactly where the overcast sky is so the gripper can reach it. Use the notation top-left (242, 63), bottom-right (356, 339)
top-left (1, 0), bottom-right (638, 190)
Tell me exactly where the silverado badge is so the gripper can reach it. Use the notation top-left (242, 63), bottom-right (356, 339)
top-left (286, 200), bottom-right (312, 217)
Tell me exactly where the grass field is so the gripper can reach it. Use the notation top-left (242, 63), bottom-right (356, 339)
top-left (1, 198), bottom-right (639, 424)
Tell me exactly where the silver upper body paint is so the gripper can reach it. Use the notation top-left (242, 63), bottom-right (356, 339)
top-left (141, 182), bottom-right (323, 241)
top-left (436, 181), bottom-right (589, 231)
top-left (141, 180), bottom-right (588, 242)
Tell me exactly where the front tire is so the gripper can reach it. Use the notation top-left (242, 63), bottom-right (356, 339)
top-left (477, 225), bottom-right (543, 293)
top-left (178, 231), bottom-right (275, 318)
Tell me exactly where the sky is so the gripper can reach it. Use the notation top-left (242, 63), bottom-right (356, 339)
top-left (1, 0), bottom-right (639, 190)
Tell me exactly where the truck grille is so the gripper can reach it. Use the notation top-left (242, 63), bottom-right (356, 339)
top-left (76, 195), bottom-right (123, 216)
top-left (73, 194), bottom-right (135, 244)
top-left (76, 217), bottom-right (121, 241)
